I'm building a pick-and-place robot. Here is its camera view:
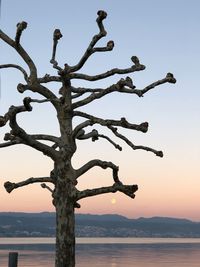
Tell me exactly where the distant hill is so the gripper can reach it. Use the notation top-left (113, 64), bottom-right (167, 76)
top-left (0, 212), bottom-right (200, 238)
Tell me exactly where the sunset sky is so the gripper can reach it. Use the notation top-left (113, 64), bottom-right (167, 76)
top-left (0, 1), bottom-right (200, 221)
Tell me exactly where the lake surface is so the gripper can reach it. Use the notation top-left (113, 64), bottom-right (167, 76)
top-left (1, 238), bottom-right (200, 267)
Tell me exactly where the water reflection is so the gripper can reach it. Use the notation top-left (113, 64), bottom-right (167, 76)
top-left (76, 243), bottom-right (200, 267)
top-left (1, 243), bottom-right (200, 267)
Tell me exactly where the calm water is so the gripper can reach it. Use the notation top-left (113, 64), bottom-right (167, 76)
top-left (1, 238), bottom-right (200, 267)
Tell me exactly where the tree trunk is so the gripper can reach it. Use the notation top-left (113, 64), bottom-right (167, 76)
top-left (55, 192), bottom-right (76, 267)
top-left (54, 172), bottom-right (75, 267)
top-left (54, 86), bottom-right (77, 266)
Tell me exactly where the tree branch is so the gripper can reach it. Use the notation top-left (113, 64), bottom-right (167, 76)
top-left (50, 29), bottom-right (63, 71)
top-left (0, 27), bottom-right (37, 82)
top-left (1, 133), bottom-right (23, 148)
top-left (98, 134), bottom-right (122, 151)
top-left (70, 62), bottom-right (145, 81)
top-left (72, 92), bottom-right (85, 99)
top-left (15, 21), bottom-right (27, 45)
top-left (76, 129), bottom-right (122, 151)
top-left (0, 140), bottom-right (19, 148)
top-left (41, 183), bottom-right (54, 193)
top-left (22, 96), bottom-right (52, 111)
top-left (76, 159), bottom-right (120, 183)
top-left (72, 73), bottom-right (176, 108)
top-left (69, 10), bottom-right (110, 73)
top-left (31, 134), bottom-right (61, 149)
top-left (29, 98), bottom-right (50, 104)
top-left (31, 134), bottom-right (60, 145)
top-left (0, 64), bottom-right (28, 82)
top-left (0, 104), bottom-right (59, 160)
top-left (72, 77), bottom-right (135, 108)
top-left (38, 74), bottom-right (61, 83)
top-left (73, 111), bottom-right (148, 137)
top-left (17, 82), bottom-right (59, 112)
top-left (71, 86), bottom-right (102, 94)
top-left (136, 73), bottom-right (176, 97)
top-left (4, 177), bottom-right (53, 193)
top-left (108, 126), bottom-right (163, 157)
top-left (17, 83), bottom-right (58, 108)
top-left (77, 182), bottom-right (138, 200)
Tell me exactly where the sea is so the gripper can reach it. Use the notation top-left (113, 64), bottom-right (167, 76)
top-left (1, 238), bottom-right (200, 267)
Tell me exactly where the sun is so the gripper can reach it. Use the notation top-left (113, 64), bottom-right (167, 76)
top-left (111, 198), bottom-right (116, 204)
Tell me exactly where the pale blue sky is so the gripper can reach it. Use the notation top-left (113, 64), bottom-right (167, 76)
top-left (0, 1), bottom-right (200, 220)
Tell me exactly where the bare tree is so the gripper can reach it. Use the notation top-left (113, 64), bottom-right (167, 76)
top-left (0, 10), bottom-right (176, 267)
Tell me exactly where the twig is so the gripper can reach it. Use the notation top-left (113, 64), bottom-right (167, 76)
top-left (108, 126), bottom-right (163, 157)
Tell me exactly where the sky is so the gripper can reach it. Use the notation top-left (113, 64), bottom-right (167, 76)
top-left (0, 0), bottom-right (200, 221)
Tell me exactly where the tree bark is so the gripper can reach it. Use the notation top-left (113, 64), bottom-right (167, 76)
top-left (55, 186), bottom-right (76, 267)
